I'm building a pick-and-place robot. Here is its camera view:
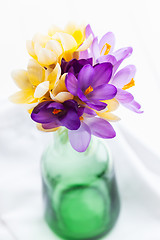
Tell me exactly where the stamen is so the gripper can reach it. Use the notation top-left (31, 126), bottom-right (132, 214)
top-left (85, 86), bottom-right (93, 95)
top-left (101, 43), bottom-right (111, 56)
top-left (79, 116), bottom-right (84, 121)
top-left (123, 78), bottom-right (135, 90)
top-left (53, 109), bottom-right (62, 115)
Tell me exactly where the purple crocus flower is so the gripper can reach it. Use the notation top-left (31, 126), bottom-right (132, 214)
top-left (65, 62), bottom-right (117, 111)
top-left (31, 100), bottom-right (81, 130)
top-left (61, 58), bottom-right (93, 77)
top-left (68, 107), bottom-right (116, 152)
top-left (83, 24), bottom-right (133, 75)
top-left (110, 65), bottom-right (143, 113)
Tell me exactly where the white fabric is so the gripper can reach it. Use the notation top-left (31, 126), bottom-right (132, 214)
top-left (0, 99), bottom-right (160, 240)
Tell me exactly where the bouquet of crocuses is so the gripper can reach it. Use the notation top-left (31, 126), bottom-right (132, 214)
top-left (10, 23), bottom-right (142, 152)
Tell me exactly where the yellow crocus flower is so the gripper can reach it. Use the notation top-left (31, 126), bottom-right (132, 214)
top-left (26, 23), bottom-right (93, 66)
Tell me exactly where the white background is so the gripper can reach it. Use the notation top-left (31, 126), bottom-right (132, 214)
top-left (0, 0), bottom-right (160, 239)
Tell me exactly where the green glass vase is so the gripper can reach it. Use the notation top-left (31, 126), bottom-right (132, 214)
top-left (41, 129), bottom-right (120, 240)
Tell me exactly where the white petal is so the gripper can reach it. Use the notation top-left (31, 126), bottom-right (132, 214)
top-left (76, 34), bottom-right (93, 51)
top-left (34, 81), bottom-right (49, 98)
top-left (37, 48), bottom-right (57, 65)
top-left (45, 40), bottom-right (63, 56)
top-left (54, 92), bottom-right (73, 102)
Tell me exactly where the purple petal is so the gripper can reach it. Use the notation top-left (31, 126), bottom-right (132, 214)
top-left (77, 107), bottom-right (84, 117)
top-left (42, 121), bottom-right (60, 129)
top-left (68, 122), bottom-right (91, 152)
top-left (85, 24), bottom-right (95, 38)
top-left (78, 64), bottom-right (94, 91)
top-left (86, 100), bottom-right (107, 111)
top-left (31, 108), bottom-right (54, 124)
top-left (111, 65), bottom-right (136, 88)
top-left (91, 37), bottom-right (100, 60)
top-left (47, 102), bottom-right (64, 110)
top-left (63, 99), bottom-right (78, 111)
top-left (123, 99), bottom-right (143, 113)
top-left (79, 50), bottom-right (90, 59)
top-left (59, 109), bottom-right (80, 130)
top-left (65, 72), bottom-right (78, 96)
top-left (112, 47), bottom-right (133, 73)
top-left (92, 63), bottom-right (113, 88)
top-left (77, 88), bottom-right (88, 102)
top-left (96, 54), bottom-right (117, 66)
top-left (87, 84), bottom-right (117, 100)
top-left (85, 117), bottom-right (116, 138)
top-left (84, 108), bottom-right (97, 117)
top-left (116, 89), bottom-right (134, 103)
top-left (99, 32), bottom-right (115, 53)
top-left (32, 101), bottom-right (50, 113)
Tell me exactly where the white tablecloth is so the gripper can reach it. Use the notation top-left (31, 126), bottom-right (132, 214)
top-left (0, 99), bottom-right (160, 240)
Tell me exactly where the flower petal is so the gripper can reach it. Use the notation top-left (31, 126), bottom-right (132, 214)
top-left (59, 109), bottom-right (80, 130)
top-left (9, 89), bottom-right (35, 104)
top-left (123, 99), bottom-right (143, 113)
top-left (76, 34), bottom-right (93, 52)
top-left (78, 64), bottom-right (94, 90)
top-left (37, 123), bottom-right (60, 132)
top-left (116, 89), bottom-right (134, 103)
top-left (65, 72), bottom-right (78, 95)
top-left (31, 106), bottom-right (54, 124)
top-left (91, 37), bottom-right (100, 60)
top-left (68, 122), bottom-right (91, 152)
top-left (111, 65), bottom-right (136, 88)
top-left (54, 92), bottom-right (73, 102)
top-left (102, 98), bottom-right (119, 112)
top-left (113, 47), bottom-right (133, 73)
top-left (53, 32), bottom-right (77, 52)
top-left (11, 70), bottom-right (32, 90)
top-left (42, 121), bottom-right (60, 129)
top-left (27, 59), bottom-right (45, 86)
top-left (87, 84), bottom-right (117, 100)
top-left (99, 32), bottom-right (115, 53)
top-left (86, 100), bottom-right (107, 111)
top-left (48, 63), bottom-right (61, 90)
top-left (34, 81), bottom-right (49, 98)
top-left (37, 48), bottom-right (58, 65)
top-left (97, 54), bottom-right (117, 66)
top-left (92, 63), bottom-right (113, 87)
top-left (96, 111), bottom-right (120, 121)
top-left (85, 24), bottom-right (95, 38)
top-left (86, 117), bottom-right (116, 138)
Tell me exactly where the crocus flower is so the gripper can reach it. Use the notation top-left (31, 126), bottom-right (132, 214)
top-left (83, 24), bottom-right (133, 75)
top-left (31, 100), bottom-right (80, 130)
top-left (68, 107), bottom-right (116, 152)
top-left (10, 59), bottom-right (61, 105)
top-left (65, 62), bottom-right (117, 111)
top-left (27, 23), bottom-right (93, 66)
top-left (110, 65), bottom-right (143, 113)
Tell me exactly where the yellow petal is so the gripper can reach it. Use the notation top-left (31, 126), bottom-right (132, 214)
top-left (48, 25), bottom-right (62, 36)
top-left (52, 73), bottom-right (67, 96)
top-left (48, 63), bottom-right (61, 90)
top-left (53, 32), bottom-right (77, 52)
top-left (102, 98), bottom-right (119, 112)
top-left (45, 40), bottom-right (63, 57)
top-left (32, 33), bottom-right (51, 47)
top-left (37, 123), bottom-right (60, 132)
top-left (76, 34), bottom-right (93, 51)
top-left (37, 48), bottom-right (58, 65)
top-left (9, 89), bottom-right (35, 104)
top-left (26, 40), bottom-right (37, 59)
top-left (97, 111), bottom-right (121, 122)
top-left (27, 59), bottom-right (45, 86)
top-left (54, 92), bottom-right (73, 102)
top-left (11, 70), bottom-right (32, 90)
top-left (34, 81), bottom-right (49, 98)
top-left (64, 23), bottom-right (85, 46)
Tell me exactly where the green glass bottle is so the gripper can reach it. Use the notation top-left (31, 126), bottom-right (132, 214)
top-left (41, 129), bottom-right (120, 240)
